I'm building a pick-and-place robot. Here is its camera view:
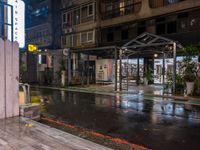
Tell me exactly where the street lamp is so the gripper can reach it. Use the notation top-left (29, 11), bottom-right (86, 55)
top-left (154, 53), bottom-right (158, 58)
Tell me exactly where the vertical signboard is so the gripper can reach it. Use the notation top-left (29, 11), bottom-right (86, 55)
top-left (7, 0), bottom-right (25, 48)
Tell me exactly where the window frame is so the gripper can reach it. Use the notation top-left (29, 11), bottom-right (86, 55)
top-left (81, 3), bottom-right (94, 19)
top-left (88, 4), bottom-right (94, 16)
top-left (81, 30), bottom-right (94, 44)
top-left (62, 11), bottom-right (72, 26)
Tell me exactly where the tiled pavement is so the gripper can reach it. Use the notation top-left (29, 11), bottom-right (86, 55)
top-left (0, 117), bottom-right (111, 150)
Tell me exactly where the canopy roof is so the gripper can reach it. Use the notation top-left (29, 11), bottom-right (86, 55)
top-left (122, 32), bottom-right (183, 57)
top-left (70, 32), bottom-right (183, 58)
top-left (123, 32), bottom-right (183, 49)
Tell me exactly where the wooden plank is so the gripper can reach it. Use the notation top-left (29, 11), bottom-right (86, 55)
top-left (5, 40), bottom-right (13, 118)
top-left (0, 39), bottom-right (5, 119)
top-left (0, 117), bottom-right (112, 150)
top-left (12, 42), bottom-right (19, 117)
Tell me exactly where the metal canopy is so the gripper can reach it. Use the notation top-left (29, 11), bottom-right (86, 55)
top-left (71, 45), bottom-right (120, 59)
top-left (122, 32), bottom-right (183, 52)
top-left (72, 46), bottom-right (120, 52)
top-left (120, 32), bottom-right (182, 94)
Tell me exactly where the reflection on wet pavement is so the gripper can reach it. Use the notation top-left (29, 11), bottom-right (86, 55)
top-left (31, 87), bottom-right (200, 150)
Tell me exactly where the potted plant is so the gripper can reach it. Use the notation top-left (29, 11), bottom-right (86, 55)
top-left (175, 74), bottom-right (184, 95)
top-left (182, 45), bottom-right (199, 95)
top-left (183, 62), bottom-right (196, 95)
top-left (59, 58), bottom-right (66, 87)
top-left (43, 67), bottom-right (53, 85)
top-left (193, 76), bottom-right (200, 96)
top-left (165, 73), bottom-right (184, 94)
top-left (144, 69), bottom-right (153, 85)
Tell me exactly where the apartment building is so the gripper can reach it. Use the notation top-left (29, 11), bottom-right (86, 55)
top-left (100, 0), bottom-right (200, 46)
top-left (60, 0), bottom-right (200, 87)
top-left (61, 0), bottom-right (98, 84)
top-left (98, 0), bottom-right (200, 85)
top-left (24, 0), bottom-right (61, 83)
top-left (61, 0), bottom-right (98, 49)
top-left (27, 0), bottom-right (198, 87)
top-left (26, 0), bottom-right (53, 48)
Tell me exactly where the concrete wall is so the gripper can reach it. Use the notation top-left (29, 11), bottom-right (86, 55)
top-left (0, 39), bottom-right (19, 119)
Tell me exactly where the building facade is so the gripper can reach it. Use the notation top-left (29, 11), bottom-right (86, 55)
top-left (99, 0), bottom-right (200, 85)
top-left (24, 0), bottom-right (61, 83)
top-left (59, 0), bottom-right (200, 48)
top-left (100, 0), bottom-right (200, 46)
top-left (60, 0), bottom-right (99, 85)
top-left (26, 0), bottom-right (53, 48)
top-left (23, 0), bottom-right (200, 86)
top-left (60, 0), bottom-right (200, 86)
top-left (61, 0), bottom-right (98, 49)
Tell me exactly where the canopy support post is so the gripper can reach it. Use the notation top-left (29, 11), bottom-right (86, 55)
top-left (172, 42), bottom-right (177, 95)
top-left (119, 49), bottom-right (122, 91)
top-left (114, 48), bottom-right (118, 91)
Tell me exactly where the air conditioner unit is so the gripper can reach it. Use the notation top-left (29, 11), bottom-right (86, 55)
top-left (68, 28), bottom-right (73, 33)
top-left (63, 29), bottom-right (68, 34)
top-left (68, 1), bottom-right (72, 7)
top-left (63, 28), bottom-right (73, 34)
top-left (65, 1), bottom-right (72, 8)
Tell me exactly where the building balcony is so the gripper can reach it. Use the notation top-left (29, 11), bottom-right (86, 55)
top-left (149, 0), bottom-right (186, 8)
top-left (102, 1), bottom-right (142, 20)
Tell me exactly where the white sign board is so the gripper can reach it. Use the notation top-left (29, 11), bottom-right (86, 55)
top-left (7, 0), bottom-right (25, 48)
top-left (96, 59), bottom-right (113, 82)
top-left (63, 48), bottom-right (69, 56)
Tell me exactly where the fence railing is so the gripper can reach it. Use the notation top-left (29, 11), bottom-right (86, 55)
top-left (102, 1), bottom-right (142, 20)
top-left (149, 0), bottom-right (186, 8)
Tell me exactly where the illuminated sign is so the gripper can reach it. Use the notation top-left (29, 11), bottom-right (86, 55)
top-left (28, 44), bottom-right (38, 53)
top-left (7, 0), bottom-right (25, 48)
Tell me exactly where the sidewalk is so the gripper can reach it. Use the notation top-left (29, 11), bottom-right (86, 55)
top-left (31, 84), bottom-right (200, 103)
top-left (0, 117), bottom-right (111, 150)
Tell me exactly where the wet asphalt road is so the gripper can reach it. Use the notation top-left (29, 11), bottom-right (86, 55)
top-left (31, 87), bottom-right (200, 150)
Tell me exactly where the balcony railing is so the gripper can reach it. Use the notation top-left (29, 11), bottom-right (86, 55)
top-left (102, 1), bottom-right (142, 20)
top-left (149, 0), bottom-right (186, 8)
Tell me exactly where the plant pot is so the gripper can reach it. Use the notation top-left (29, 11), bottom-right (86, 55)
top-left (61, 70), bottom-right (66, 87)
top-left (186, 82), bottom-right (194, 95)
top-left (144, 78), bottom-right (148, 86)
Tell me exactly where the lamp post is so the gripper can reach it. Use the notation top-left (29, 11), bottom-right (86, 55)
top-left (114, 48), bottom-right (118, 91)
top-left (162, 52), bottom-right (165, 85)
top-left (67, 49), bottom-right (71, 86)
top-left (172, 42), bottom-right (177, 95)
top-left (119, 49), bottom-right (123, 91)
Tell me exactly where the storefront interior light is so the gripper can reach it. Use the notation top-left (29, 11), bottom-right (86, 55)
top-left (154, 53), bottom-right (158, 58)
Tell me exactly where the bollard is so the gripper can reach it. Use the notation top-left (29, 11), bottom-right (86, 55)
top-left (61, 70), bottom-right (66, 87)
top-left (19, 83), bottom-right (31, 105)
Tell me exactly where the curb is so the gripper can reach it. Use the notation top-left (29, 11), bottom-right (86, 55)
top-left (30, 85), bottom-right (200, 103)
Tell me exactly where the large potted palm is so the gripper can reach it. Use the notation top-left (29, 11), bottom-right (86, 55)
top-left (183, 61), bottom-right (196, 95)
top-left (60, 59), bottom-right (66, 87)
top-left (193, 76), bottom-right (200, 96)
top-left (182, 45), bottom-right (199, 95)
